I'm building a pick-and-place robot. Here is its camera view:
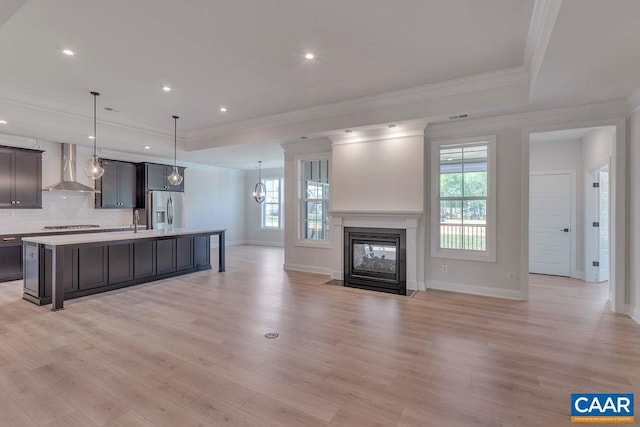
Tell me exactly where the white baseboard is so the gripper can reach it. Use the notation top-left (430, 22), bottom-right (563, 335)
top-left (245, 240), bottom-right (284, 247)
top-left (283, 263), bottom-right (332, 276)
top-left (417, 281), bottom-right (426, 292)
top-left (627, 305), bottom-right (640, 325)
top-left (331, 271), bottom-right (343, 280)
top-left (427, 280), bottom-right (522, 300)
top-left (211, 239), bottom-right (246, 248)
top-left (572, 270), bottom-right (585, 280)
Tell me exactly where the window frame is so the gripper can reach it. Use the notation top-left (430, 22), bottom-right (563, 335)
top-left (260, 177), bottom-right (283, 230)
top-left (431, 135), bottom-right (497, 262)
top-left (296, 155), bottom-right (331, 248)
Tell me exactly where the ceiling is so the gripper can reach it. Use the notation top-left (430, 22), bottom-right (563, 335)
top-left (0, 0), bottom-right (639, 169)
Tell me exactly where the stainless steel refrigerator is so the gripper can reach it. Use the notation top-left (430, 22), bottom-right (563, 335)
top-left (146, 190), bottom-right (185, 230)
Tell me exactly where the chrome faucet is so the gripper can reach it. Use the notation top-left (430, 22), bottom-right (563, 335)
top-left (133, 209), bottom-right (140, 233)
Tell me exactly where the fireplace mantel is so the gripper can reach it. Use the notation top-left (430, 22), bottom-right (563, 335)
top-left (329, 210), bottom-right (424, 291)
top-left (329, 209), bottom-right (423, 219)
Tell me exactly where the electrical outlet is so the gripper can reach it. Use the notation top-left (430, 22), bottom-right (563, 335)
top-left (441, 264), bottom-right (448, 273)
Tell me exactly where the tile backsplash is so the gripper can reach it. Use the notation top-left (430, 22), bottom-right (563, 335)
top-left (0, 192), bottom-right (133, 233)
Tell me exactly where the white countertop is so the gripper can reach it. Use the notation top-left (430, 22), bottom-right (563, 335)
top-left (0, 225), bottom-right (144, 236)
top-left (22, 228), bottom-right (225, 246)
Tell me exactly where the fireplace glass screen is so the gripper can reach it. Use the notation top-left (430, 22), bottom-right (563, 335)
top-left (352, 242), bottom-right (397, 274)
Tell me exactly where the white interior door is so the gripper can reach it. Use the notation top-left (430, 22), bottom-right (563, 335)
top-left (529, 173), bottom-right (572, 276)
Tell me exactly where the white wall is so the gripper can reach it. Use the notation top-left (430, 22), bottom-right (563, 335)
top-left (0, 134), bottom-right (132, 234)
top-left (244, 167), bottom-right (284, 246)
top-left (629, 110), bottom-right (640, 322)
top-left (332, 135), bottom-right (424, 210)
top-left (425, 128), bottom-right (523, 298)
top-left (583, 127), bottom-right (614, 171)
top-left (282, 139), bottom-right (333, 274)
top-left (530, 139), bottom-right (585, 276)
top-left (184, 166), bottom-right (246, 245)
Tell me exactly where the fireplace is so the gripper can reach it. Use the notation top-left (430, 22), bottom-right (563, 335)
top-left (344, 227), bottom-right (406, 295)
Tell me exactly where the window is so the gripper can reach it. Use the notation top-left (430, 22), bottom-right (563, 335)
top-left (432, 136), bottom-right (496, 261)
top-left (301, 159), bottom-right (330, 241)
top-left (261, 178), bottom-right (282, 229)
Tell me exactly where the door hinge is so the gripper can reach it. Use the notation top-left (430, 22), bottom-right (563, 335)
top-left (593, 222), bottom-right (600, 227)
top-left (592, 261), bottom-right (600, 267)
top-left (593, 182), bottom-right (600, 188)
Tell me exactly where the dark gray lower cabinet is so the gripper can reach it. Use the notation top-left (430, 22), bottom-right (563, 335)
top-left (109, 244), bottom-right (134, 284)
top-left (176, 237), bottom-right (193, 271)
top-left (156, 239), bottom-right (176, 275)
top-left (23, 234), bottom-right (213, 305)
top-left (0, 241), bottom-right (22, 281)
top-left (134, 241), bottom-right (155, 279)
top-left (194, 236), bottom-right (210, 267)
top-left (78, 247), bottom-right (108, 291)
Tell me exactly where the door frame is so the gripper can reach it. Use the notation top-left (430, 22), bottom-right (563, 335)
top-left (529, 170), bottom-right (577, 278)
top-left (521, 118), bottom-right (626, 314)
top-left (584, 161), bottom-right (611, 284)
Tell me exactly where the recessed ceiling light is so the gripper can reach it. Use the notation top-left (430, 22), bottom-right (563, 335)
top-left (162, 86), bottom-right (172, 92)
top-left (219, 106), bottom-right (227, 112)
top-left (300, 136), bottom-right (308, 139)
top-left (144, 146), bottom-right (151, 150)
top-left (88, 135), bottom-right (95, 139)
top-left (0, 120), bottom-right (8, 124)
top-left (62, 49), bottom-right (75, 56)
top-left (345, 129), bottom-right (353, 134)
top-left (388, 124), bottom-right (396, 128)
top-left (305, 53), bottom-right (315, 60)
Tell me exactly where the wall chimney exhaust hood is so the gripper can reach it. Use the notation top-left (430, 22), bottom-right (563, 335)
top-left (42, 143), bottom-right (100, 193)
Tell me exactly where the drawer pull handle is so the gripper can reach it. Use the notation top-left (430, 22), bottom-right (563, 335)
top-left (3, 237), bottom-right (16, 241)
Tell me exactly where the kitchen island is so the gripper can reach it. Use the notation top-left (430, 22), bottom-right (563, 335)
top-left (22, 228), bottom-right (226, 310)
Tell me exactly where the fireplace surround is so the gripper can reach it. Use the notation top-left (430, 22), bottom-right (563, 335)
top-left (329, 210), bottom-right (424, 293)
top-left (344, 227), bottom-right (406, 295)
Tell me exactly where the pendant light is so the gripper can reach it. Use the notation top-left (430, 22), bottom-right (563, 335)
top-left (84, 91), bottom-right (104, 180)
top-left (252, 160), bottom-right (266, 203)
top-left (167, 115), bottom-right (183, 186)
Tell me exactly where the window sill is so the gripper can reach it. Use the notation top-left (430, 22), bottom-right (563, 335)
top-left (259, 227), bottom-right (284, 232)
top-left (431, 249), bottom-right (496, 263)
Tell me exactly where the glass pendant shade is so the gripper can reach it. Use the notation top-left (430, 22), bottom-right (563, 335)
top-left (85, 154), bottom-right (104, 180)
top-left (85, 91), bottom-right (103, 180)
top-left (168, 166), bottom-right (183, 186)
top-left (252, 160), bottom-right (266, 203)
top-left (168, 115), bottom-right (183, 186)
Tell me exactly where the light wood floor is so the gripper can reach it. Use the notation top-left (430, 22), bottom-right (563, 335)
top-left (0, 246), bottom-right (638, 426)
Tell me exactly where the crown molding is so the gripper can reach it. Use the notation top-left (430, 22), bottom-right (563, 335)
top-left (329, 123), bottom-right (426, 146)
top-left (523, 0), bottom-right (563, 94)
top-left (628, 88), bottom-right (640, 113)
top-left (185, 67), bottom-right (528, 142)
top-left (425, 99), bottom-right (629, 138)
top-left (0, 87), bottom-right (172, 139)
top-left (280, 137), bottom-right (332, 154)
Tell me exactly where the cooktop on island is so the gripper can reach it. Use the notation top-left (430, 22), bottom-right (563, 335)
top-left (42, 224), bottom-right (101, 230)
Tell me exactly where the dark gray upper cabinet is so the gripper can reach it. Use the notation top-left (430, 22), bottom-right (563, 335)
top-left (0, 145), bottom-right (43, 209)
top-left (95, 159), bottom-right (137, 208)
top-left (139, 163), bottom-right (185, 192)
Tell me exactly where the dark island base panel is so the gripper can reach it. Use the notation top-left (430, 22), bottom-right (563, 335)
top-left (23, 233), bottom-right (224, 307)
